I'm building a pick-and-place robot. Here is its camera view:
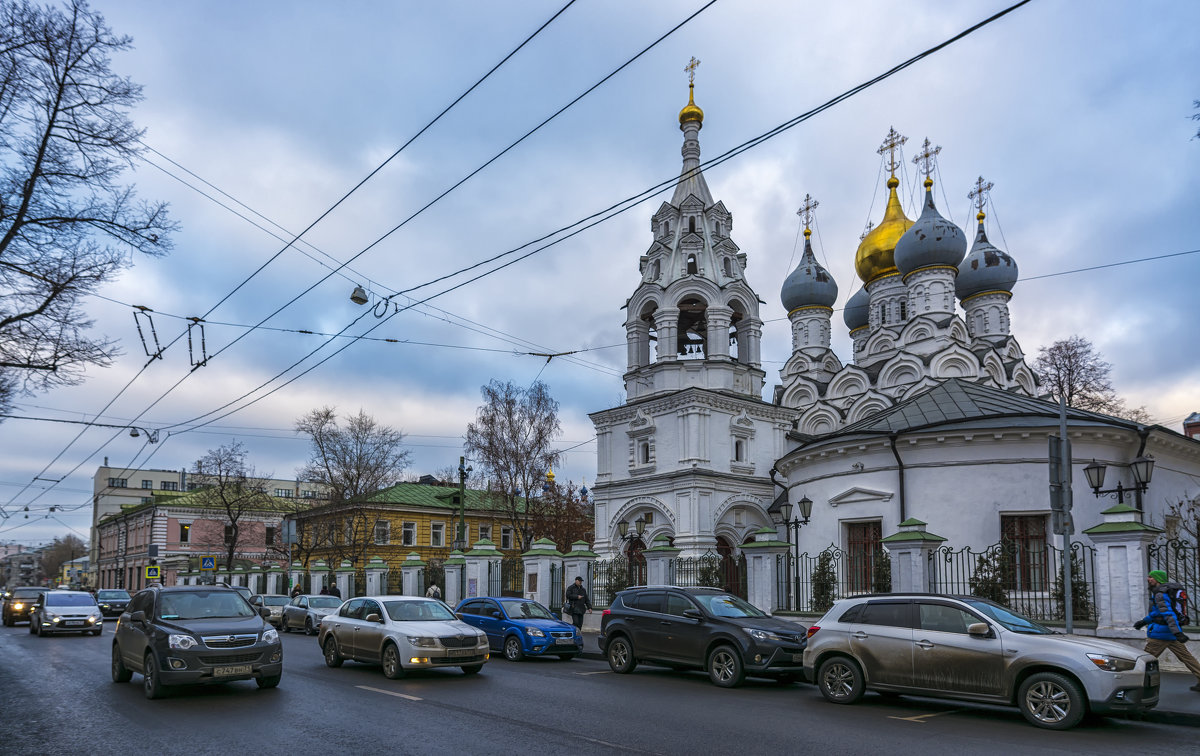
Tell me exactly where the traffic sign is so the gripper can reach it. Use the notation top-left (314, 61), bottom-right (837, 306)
top-left (145, 565), bottom-right (161, 580)
top-left (200, 556), bottom-right (216, 570)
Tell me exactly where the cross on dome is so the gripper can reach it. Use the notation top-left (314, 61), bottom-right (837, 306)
top-left (876, 127), bottom-right (908, 177)
top-left (968, 175), bottom-right (994, 219)
top-left (796, 193), bottom-right (819, 237)
top-left (685, 56), bottom-right (700, 84)
top-left (859, 220), bottom-right (875, 241)
top-left (912, 137), bottom-right (941, 182)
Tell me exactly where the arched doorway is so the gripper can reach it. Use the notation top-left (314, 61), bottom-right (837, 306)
top-left (624, 537), bottom-right (647, 586)
top-left (714, 536), bottom-right (748, 598)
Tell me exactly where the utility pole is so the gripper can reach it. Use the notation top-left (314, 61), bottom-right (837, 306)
top-left (1049, 396), bottom-right (1075, 633)
top-left (456, 456), bottom-right (472, 552)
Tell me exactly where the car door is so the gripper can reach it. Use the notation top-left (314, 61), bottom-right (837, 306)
top-left (286, 596), bottom-right (306, 630)
top-left (117, 590), bottom-right (155, 670)
top-left (659, 592), bottom-right (706, 663)
top-left (329, 599), bottom-right (364, 657)
top-left (849, 600), bottom-right (914, 687)
top-left (470, 600), bottom-right (506, 650)
top-left (912, 601), bottom-right (1005, 697)
top-left (626, 592), bottom-right (669, 659)
top-left (356, 600), bottom-right (387, 662)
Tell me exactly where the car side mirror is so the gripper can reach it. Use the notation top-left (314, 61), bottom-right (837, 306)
top-left (491, 610), bottom-right (503, 619)
top-left (967, 622), bottom-right (991, 637)
top-left (364, 613), bottom-right (383, 623)
top-left (683, 609), bottom-right (703, 620)
top-left (130, 610), bottom-right (146, 624)
top-left (259, 607), bottom-right (271, 619)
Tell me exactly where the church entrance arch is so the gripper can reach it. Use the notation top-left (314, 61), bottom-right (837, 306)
top-left (714, 536), bottom-right (748, 598)
top-left (624, 537), bottom-right (647, 586)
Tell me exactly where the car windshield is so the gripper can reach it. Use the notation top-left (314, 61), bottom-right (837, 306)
top-left (384, 600), bottom-right (457, 622)
top-left (14, 589), bottom-right (42, 599)
top-left (501, 600), bottom-right (554, 620)
top-left (47, 593), bottom-right (96, 607)
top-left (962, 599), bottom-right (1055, 634)
top-left (97, 590), bottom-right (130, 600)
top-left (261, 596), bottom-right (289, 606)
top-left (309, 596), bottom-right (343, 609)
top-left (157, 591), bottom-right (257, 620)
top-left (692, 593), bottom-right (768, 618)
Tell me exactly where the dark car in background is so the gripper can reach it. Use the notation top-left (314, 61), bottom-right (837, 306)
top-left (249, 594), bottom-right (289, 629)
top-left (599, 586), bottom-right (807, 687)
top-left (112, 585), bottom-right (282, 699)
top-left (31, 590), bottom-right (104, 636)
top-left (2, 587), bottom-right (44, 626)
top-left (96, 589), bottom-right (132, 618)
top-left (455, 597), bottom-right (582, 661)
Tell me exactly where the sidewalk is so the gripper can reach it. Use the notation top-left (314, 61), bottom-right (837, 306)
top-left (577, 631), bottom-right (1200, 727)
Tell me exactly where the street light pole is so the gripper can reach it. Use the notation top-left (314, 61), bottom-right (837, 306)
top-left (455, 456), bottom-right (472, 552)
top-left (780, 496), bottom-right (813, 612)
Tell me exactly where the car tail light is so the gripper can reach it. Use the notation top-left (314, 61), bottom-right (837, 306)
top-left (602, 609), bottom-right (611, 618)
top-left (806, 625), bottom-right (820, 639)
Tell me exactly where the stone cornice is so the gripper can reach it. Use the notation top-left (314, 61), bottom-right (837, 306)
top-left (591, 386), bottom-right (798, 425)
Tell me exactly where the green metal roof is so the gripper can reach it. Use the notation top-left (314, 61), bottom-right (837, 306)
top-left (364, 482), bottom-right (520, 513)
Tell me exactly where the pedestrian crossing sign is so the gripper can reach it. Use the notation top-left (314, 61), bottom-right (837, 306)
top-left (201, 556), bottom-right (216, 570)
top-left (145, 565), bottom-right (161, 580)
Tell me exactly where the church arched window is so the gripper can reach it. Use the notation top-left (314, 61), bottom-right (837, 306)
top-left (689, 216), bottom-right (696, 233)
top-left (687, 254), bottom-right (698, 275)
top-left (722, 257), bottom-right (732, 277)
top-left (900, 301), bottom-right (907, 321)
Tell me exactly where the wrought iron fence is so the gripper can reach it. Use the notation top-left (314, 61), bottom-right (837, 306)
top-left (776, 545), bottom-right (892, 613)
top-left (929, 540), bottom-right (1097, 622)
top-left (1149, 538), bottom-right (1198, 627)
top-left (548, 562), bottom-right (564, 613)
top-left (499, 556), bottom-right (524, 597)
top-left (592, 557), bottom-right (637, 608)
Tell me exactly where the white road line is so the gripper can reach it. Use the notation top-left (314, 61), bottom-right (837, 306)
top-left (356, 685), bottom-right (422, 701)
top-left (887, 708), bottom-right (961, 723)
top-left (576, 670), bottom-right (611, 676)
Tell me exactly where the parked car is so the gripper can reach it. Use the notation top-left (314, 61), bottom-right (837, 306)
top-left (281, 594), bottom-right (343, 635)
top-left (803, 594), bottom-right (1160, 730)
top-left (455, 597), bottom-right (582, 661)
top-left (96, 589), bottom-right (132, 618)
top-left (599, 586), bottom-right (807, 687)
top-left (249, 594), bottom-right (289, 629)
top-left (318, 596), bottom-right (488, 678)
top-left (2, 587), bottom-right (43, 626)
top-left (111, 584), bottom-right (282, 699)
top-left (31, 590), bottom-right (104, 636)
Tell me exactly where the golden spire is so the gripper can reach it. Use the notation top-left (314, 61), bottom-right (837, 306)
top-left (912, 137), bottom-right (941, 189)
top-left (679, 56), bottom-right (704, 125)
top-left (855, 129), bottom-right (915, 284)
top-left (968, 175), bottom-right (993, 222)
top-left (796, 193), bottom-right (819, 239)
top-left (876, 126), bottom-right (908, 178)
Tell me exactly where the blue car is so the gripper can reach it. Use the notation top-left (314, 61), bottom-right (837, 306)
top-left (455, 597), bottom-right (582, 661)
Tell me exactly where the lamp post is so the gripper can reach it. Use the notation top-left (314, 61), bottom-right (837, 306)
top-left (1083, 456), bottom-right (1154, 509)
top-left (454, 456), bottom-right (472, 552)
top-left (780, 496), bottom-right (813, 611)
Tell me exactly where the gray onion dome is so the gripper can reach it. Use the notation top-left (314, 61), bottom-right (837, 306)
top-left (781, 234), bottom-right (838, 310)
top-left (956, 218), bottom-right (1018, 299)
top-left (894, 182), bottom-right (967, 276)
top-left (843, 286), bottom-right (870, 331)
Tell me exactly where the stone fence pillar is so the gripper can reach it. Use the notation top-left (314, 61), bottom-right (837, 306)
top-left (643, 535), bottom-right (681, 586)
top-left (266, 565), bottom-right (283, 595)
top-left (308, 560), bottom-right (328, 595)
top-left (882, 518), bottom-right (946, 594)
top-left (562, 541), bottom-right (598, 600)
top-left (443, 551), bottom-right (465, 607)
top-left (522, 538), bottom-right (563, 608)
top-left (463, 539), bottom-right (501, 598)
top-left (364, 556), bottom-right (389, 596)
top-left (335, 559), bottom-right (356, 598)
top-left (742, 528), bottom-right (790, 613)
top-left (1083, 503), bottom-right (1164, 636)
top-left (401, 553), bottom-right (426, 596)
top-left (289, 562), bottom-right (305, 594)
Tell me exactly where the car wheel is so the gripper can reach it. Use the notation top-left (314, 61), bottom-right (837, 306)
top-left (382, 643), bottom-right (406, 679)
top-left (461, 664), bottom-right (483, 675)
top-left (504, 636), bottom-right (525, 662)
top-left (91, 628), bottom-right (103, 636)
top-left (323, 636), bottom-right (344, 668)
top-left (707, 644), bottom-right (746, 688)
top-left (305, 618), bottom-right (315, 636)
top-left (280, 620), bottom-right (290, 633)
top-left (606, 635), bottom-right (637, 674)
top-left (817, 656), bottom-right (865, 704)
top-left (31, 617), bottom-right (40, 636)
top-left (111, 643), bottom-right (132, 683)
top-left (256, 674), bottom-right (281, 689)
top-left (143, 652), bottom-right (166, 700)
top-left (1018, 671), bottom-right (1086, 730)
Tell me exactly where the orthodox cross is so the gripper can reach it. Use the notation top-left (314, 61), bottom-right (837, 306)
top-left (795, 193), bottom-right (819, 235)
top-left (685, 56), bottom-right (700, 84)
top-left (968, 175), bottom-right (994, 216)
top-left (912, 137), bottom-right (941, 180)
top-left (859, 220), bottom-right (875, 241)
top-left (876, 127), bottom-right (907, 176)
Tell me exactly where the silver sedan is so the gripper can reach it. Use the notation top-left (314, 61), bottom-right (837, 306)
top-left (281, 594), bottom-right (344, 635)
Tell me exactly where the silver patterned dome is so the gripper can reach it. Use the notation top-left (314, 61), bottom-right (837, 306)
top-left (843, 286), bottom-right (870, 331)
top-left (894, 180), bottom-right (967, 276)
top-left (781, 232), bottom-right (838, 311)
top-left (956, 216), bottom-right (1018, 299)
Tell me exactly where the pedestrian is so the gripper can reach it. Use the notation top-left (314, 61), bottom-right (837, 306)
top-left (328, 584), bottom-right (341, 598)
top-left (564, 576), bottom-right (591, 630)
top-left (425, 583), bottom-right (442, 600)
top-left (290, 584), bottom-right (303, 599)
top-left (1136, 570), bottom-right (1200, 692)
top-left (319, 586), bottom-right (329, 595)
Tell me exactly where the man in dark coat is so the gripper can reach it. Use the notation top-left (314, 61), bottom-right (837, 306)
top-left (1136, 570), bottom-right (1200, 691)
top-left (564, 576), bottom-right (591, 630)
top-left (327, 584), bottom-right (341, 598)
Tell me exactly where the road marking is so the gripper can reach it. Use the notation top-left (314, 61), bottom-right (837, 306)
top-left (887, 709), bottom-right (962, 723)
top-left (576, 670), bottom-right (611, 676)
top-left (357, 685), bottom-right (422, 701)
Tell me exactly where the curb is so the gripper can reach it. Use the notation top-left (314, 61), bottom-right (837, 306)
top-left (1132, 710), bottom-right (1200, 728)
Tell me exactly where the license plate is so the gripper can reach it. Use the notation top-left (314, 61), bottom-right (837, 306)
top-left (791, 653), bottom-right (803, 662)
top-left (444, 648), bottom-right (472, 657)
top-left (213, 664), bottom-right (252, 677)
top-left (64, 621), bottom-right (84, 626)
top-left (555, 637), bottom-right (574, 645)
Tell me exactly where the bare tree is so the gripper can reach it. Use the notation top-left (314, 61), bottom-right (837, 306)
top-left (0, 0), bottom-right (175, 413)
top-left (528, 479), bottom-right (593, 552)
top-left (39, 534), bottom-right (87, 584)
top-left (464, 380), bottom-right (562, 551)
top-left (1033, 335), bottom-right (1150, 421)
top-left (190, 442), bottom-right (273, 571)
top-left (295, 407), bottom-right (411, 502)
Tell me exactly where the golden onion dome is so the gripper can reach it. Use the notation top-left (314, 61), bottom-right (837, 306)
top-left (854, 176), bottom-right (914, 284)
top-left (679, 83), bottom-right (704, 126)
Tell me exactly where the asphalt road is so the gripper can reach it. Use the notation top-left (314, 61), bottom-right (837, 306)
top-left (0, 620), bottom-right (1193, 755)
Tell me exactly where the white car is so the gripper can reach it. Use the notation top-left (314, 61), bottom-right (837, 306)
top-left (317, 596), bottom-right (489, 678)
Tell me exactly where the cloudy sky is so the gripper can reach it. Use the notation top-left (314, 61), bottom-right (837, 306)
top-left (1, 0), bottom-right (1197, 548)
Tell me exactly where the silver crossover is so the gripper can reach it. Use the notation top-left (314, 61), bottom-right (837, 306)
top-left (281, 594), bottom-right (343, 635)
top-left (803, 594), bottom-right (1159, 730)
top-left (317, 596), bottom-right (488, 678)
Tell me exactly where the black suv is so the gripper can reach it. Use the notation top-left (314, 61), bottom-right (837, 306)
top-left (2, 587), bottom-right (43, 626)
top-left (599, 586), bottom-right (807, 687)
top-left (112, 585), bottom-right (282, 699)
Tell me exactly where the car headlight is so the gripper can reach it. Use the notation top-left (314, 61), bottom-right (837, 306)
top-left (746, 628), bottom-right (787, 642)
top-left (12, 602), bottom-right (23, 611)
top-left (169, 634), bottom-right (198, 650)
top-left (526, 628), bottom-right (545, 638)
top-left (262, 627), bottom-right (279, 644)
top-left (407, 636), bottom-right (438, 648)
top-left (1087, 653), bottom-right (1136, 672)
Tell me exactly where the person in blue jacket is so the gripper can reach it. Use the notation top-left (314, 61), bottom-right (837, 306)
top-left (1135, 570), bottom-right (1200, 692)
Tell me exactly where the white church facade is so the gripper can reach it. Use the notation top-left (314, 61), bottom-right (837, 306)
top-left (589, 72), bottom-right (1200, 568)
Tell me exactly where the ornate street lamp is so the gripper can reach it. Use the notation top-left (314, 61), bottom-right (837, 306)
top-left (1083, 456), bottom-right (1155, 507)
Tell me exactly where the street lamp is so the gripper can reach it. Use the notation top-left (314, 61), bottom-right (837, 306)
top-left (454, 456), bottom-right (472, 552)
top-left (617, 517), bottom-right (647, 542)
top-left (1083, 456), bottom-right (1155, 507)
top-left (128, 427), bottom-right (160, 443)
top-left (780, 496), bottom-right (813, 610)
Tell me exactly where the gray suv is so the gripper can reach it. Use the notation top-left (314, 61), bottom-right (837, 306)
top-left (803, 594), bottom-right (1159, 729)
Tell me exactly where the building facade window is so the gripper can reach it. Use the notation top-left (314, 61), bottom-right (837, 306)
top-left (179, 523), bottom-right (190, 543)
top-left (431, 522), bottom-right (445, 547)
top-left (1001, 514), bottom-right (1048, 591)
top-left (374, 520), bottom-right (390, 545)
top-left (160, 481), bottom-right (178, 491)
top-left (402, 522), bottom-right (416, 547)
top-left (500, 527), bottom-right (513, 550)
top-left (141, 479), bottom-right (153, 489)
top-left (224, 525), bottom-right (234, 544)
top-left (846, 520), bottom-right (883, 593)
top-left (265, 526), bottom-right (276, 545)
top-left (301, 490), bottom-right (318, 498)
top-left (478, 524), bottom-right (492, 543)
top-left (140, 497), bottom-right (153, 505)
top-left (274, 488), bottom-right (294, 498)
top-left (107, 477), bottom-right (127, 488)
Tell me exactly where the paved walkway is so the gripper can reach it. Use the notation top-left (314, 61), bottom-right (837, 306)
top-left (577, 630), bottom-right (1200, 727)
